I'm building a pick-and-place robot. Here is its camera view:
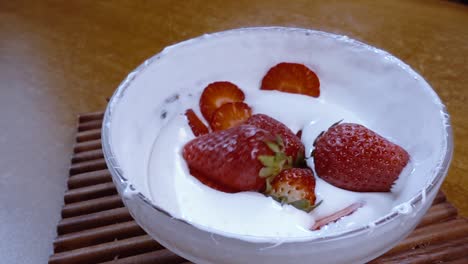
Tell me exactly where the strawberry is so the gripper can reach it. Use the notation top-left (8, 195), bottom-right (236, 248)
top-left (210, 102), bottom-right (252, 131)
top-left (182, 125), bottom-right (292, 193)
top-left (266, 168), bottom-right (318, 212)
top-left (185, 109), bottom-right (209, 136)
top-left (199, 81), bottom-right (245, 122)
top-left (313, 123), bottom-right (410, 192)
top-left (188, 167), bottom-right (236, 193)
top-left (296, 129), bottom-right (303, 139)
top-left (245, 114), bottom-right (305, 166)
top-left (261, 62), bottom-right (320, 97)
top-left (311, 202), bottom-right (363, 230)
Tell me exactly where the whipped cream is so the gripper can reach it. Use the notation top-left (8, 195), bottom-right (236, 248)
top-left (108, 28), bottom-right (448, 243)
top-left (147, 84), bottom-right (414, 238)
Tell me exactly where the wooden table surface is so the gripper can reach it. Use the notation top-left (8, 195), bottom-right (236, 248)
top-left (1, 0), bottom-right (467, 263)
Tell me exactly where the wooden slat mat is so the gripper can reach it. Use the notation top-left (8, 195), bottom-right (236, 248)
top-left (49, 112), bottom-right (468, 264)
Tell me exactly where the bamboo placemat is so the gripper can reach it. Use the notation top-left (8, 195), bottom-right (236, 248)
top-left (49, 111), bottom-right (468, 264)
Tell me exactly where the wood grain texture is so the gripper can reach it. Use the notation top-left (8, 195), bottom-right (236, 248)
top-left (47, 113), bottom-right (468, 263)
top-left (1, 0), bottom-right (467, 263)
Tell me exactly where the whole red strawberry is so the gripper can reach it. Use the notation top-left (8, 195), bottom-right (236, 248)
top-left (183, 125), bottom-right (292, 193)
top-left (245, 114), bottom-right (305, 166)
top-left (267, 168), bottom-right (318, 212)
top-left (313, 123), bottom-right (410, 192)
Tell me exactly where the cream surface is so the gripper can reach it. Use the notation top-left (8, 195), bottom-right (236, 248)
top-left (147, 89), bottom-right (409, 238)
top-left (107, 28), bottom-right (448, 242)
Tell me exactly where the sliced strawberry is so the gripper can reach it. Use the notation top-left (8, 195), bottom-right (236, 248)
top-left (313, 123), bottom-right (410, 192)
top-left (261, 62), bottom-right (320, 97)
top-left (311, 202), bottom-right (363, 230)
top-left (266, 168), bottom-right (317, 212)
top-left (183, 125), bottom-right (292, 193)
top-left (246, 114), bottom-right (305, 166)
top-left (199, 81), bottom-right (245, 122)
top-left (185, 109), bottom-right (209, 136)
top-left (210, 102), bottom-right (252, 131)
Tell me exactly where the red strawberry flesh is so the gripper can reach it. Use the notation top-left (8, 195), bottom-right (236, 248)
top-left (261, 62), bottom-right (320, 97)
top-left (296, 129), bottom-right (303, 139)
top-left (246, 114), bottom-right (305, 165)
top-left (313, 123), bottom-right (410, 192)
top-left (185, 109), bottom-right (209, 136)
top-left (199, 81), bottom-right (245, 122)
top-left (268, 168), bottom-right (317, 211)
top-left (183, 125), bottom-right (282, 192)
top-left (210, 102), bottom-right (252, 131)
top-left (189, 167), bottom-right (237, 193)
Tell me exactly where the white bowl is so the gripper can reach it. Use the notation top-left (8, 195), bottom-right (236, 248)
top-left (102, 27), bottom-right (452, 264)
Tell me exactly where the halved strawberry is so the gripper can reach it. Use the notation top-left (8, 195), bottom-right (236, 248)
top-left (311, 202), bottom-right (363, 230)
top-left (266, 168), bottom-right (318, 212)
top-left (261, 62), bottom-right (320, 97)
top-left (210, 102), bottom-right (252, 131)
top-left (185, 109), bottom-right (209, 136)
top-left (199, 81), bottom-right (245, 122)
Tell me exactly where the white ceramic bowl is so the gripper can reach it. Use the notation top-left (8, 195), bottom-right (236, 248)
top-left (102, 27), bottom-right (453, 264)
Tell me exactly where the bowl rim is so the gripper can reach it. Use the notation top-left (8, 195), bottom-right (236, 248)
top-left (102, 26), bottom-right (454, 243)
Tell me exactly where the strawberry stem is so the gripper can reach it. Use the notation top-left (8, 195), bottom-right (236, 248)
top-left (294, 151), bottom-right (306, 168)
top-left (258, 136), bottom-right (293, 179)
top-left (269, 197), bottom-right (322, 213)
top-left (308, 199), bottom-right (323, 212)
top-left (292, 199), bottom-right (322, 213)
